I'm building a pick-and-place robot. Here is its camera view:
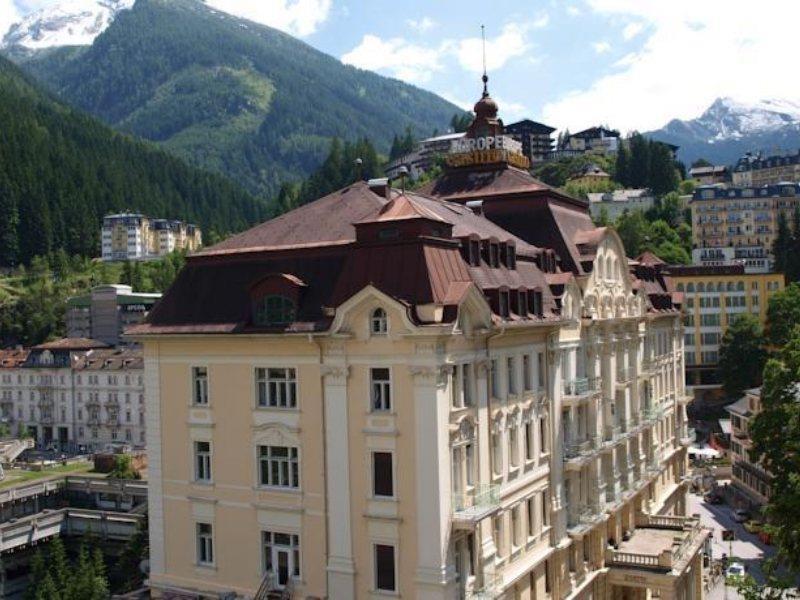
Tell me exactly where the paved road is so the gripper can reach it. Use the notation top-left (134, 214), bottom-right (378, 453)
top-left (687, 490), bottom-right (774, 599)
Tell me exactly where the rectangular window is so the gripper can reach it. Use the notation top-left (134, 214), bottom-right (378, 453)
top-left (256, 368), bottom-right (297, 409)
top-left (523, 355), bottom-right (532, 391)
top-left (370, 368), bottom-right (392, 411)
top-left (490, 360), bottom-right (499, 398)
top-left (508, 425), bottom-right (518, 467)
top-left (527, 496), bottom-right (536, 537)
top-left (539, 417), bottom-right (548, 454)
top-left (196, 522), bottom-right (214, 565)
top-left (462, 364), bottom-right (472, 406)
top-left (492, 431), bottom-right (502, 475)
top-left (507, 357), bottom-right (517, 395)
top-left (512, 505), bottom-right (521, 548)
top-left (375, 544), bottom-right (396, 592)
top-left (465, 442), bottom-right (474, 487)
top-left (258, 445), bottom-right (300, 488)
top-left (194, 441), bottom-right (212, 482)
top-left (493, 516), bottom-right (503, 557)
top-left (525, 419), bottom-right (535, 460)
top-left (192, 367), bottom-right (208, 406)
top-left (263, 531), bottom-right (301, 586)
top-left (542, 492), bottom-right (550, 526)
top-left (372, 452), bottom-right (394, 498)
top-left (537, 353), bottom-right (545, 389)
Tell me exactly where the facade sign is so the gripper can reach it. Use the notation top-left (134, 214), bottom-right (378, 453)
top-left (445, 148), bottom-right (531, 170)
top-left (451, 135), bottom-right (522, 155)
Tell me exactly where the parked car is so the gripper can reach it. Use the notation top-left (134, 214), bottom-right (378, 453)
top-left (725, 562), bottom-right (746, 583)
top-left (704, 492), bottom-right (723, 504)
top-left (733, 508), bottom-right (750, 523)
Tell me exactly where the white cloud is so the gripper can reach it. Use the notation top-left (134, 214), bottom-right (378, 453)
top-left (453, 22), bottom-right (534, 74)
top-left (493, 95), bottom-right (527, 120)
top-left (406, 16), bottom-right (435, 33)
top-left (341, 34), bottom-right (444, 83)
top-left (622, 21), bottom-right (643, 40)
top-left (204, 0), bottom-right (331, 36)
top-left (0, 0), bottom-right (21, 37)
top-left (532, 12), bottom-right (550, 29)
top-left (593, 41), bottom-right (611, 54)
top-left (566, 5), bottom-right (581, 16)
top-left (543, 0), bottom-right (800, 133)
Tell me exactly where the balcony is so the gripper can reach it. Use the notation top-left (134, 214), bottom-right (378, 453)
top-left (606, 514), bottom-right (710, 576)
top-left (452, 484), bottom-right (500, 529)
top-left (679, 427), bottom-right (695, 446)
top-left (603, 424), bottom-right (622, 446)
top-left (465, 572), bottom-right (502, 599)
top-left (568, 503), bottom-right (605, 534)
top-left (562, 377), bottom-right (600, 404)
top-left (616, 367), bottom-right (633, 385)
top-left (564, 437), bottom-right (601, 469)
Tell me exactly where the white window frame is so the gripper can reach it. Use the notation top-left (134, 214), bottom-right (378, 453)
top-left (262, 530), bottom-right (301, 587)
top-left (258, 445), bottom-right (300, 489)
top-left (194, 440), bottom-right (212, 483)
top-left (370, 367), bottom-right (392, 412)
top-left (256, 367), bottom-right (298, 409)
top-left (191, 365), bottom-right (210, 406)
top-left (371, 308), bottom-right (389, 335)
top-left (373, 542), bottom-right (398, 593)
top-left (196, 522), bottom-right (214, 566)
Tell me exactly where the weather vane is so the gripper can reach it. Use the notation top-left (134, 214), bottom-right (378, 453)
top-left (481, 24), bottom-right (488, 96)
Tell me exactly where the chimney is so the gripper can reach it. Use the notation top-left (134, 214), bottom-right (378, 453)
top-left (368, 177), bottom-right (389, 199)
top-left (466, 199), bottom-right (484, 216)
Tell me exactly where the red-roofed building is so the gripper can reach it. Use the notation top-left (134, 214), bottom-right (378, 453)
top-left (135, 82), bottom-right (699, 600)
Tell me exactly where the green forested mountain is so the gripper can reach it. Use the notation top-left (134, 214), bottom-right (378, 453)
top-left (14, 0), bottom-right (461, 197)
top-left (0, 55), bottom-right (266, 266)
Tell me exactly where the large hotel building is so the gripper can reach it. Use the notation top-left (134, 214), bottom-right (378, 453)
top-left (132, 84), bottom-right (706, 599)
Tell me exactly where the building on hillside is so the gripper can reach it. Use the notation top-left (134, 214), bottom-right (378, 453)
top-left (568, 163), bottom-right (611, 187)
top-left (504, 119), bottom-right (556, 163)
top-left (0, 339), bottom-right (145, 451)
top-left (690, 182), bottom-right (800, 273)
top-left (732, 151), bottom-right (800, 187)
top-left (101, 213), bottom-right (202, 262)
top-left (667, 264), bottom-right (784, 387)
top-left (66, 284), bottom-right (162, 347)
top-left (689, 165), bottom-right (728, 186)
top-left (384, 132), bottom-right (466, 180)
top-left (132, 80), bottom-right (705, 600)
top-left (587, 189), bottom-right (655, 221)
top-left (566, 126), bottom-right (621, 154)
top-left (726, 388), bottom-right (772, 509)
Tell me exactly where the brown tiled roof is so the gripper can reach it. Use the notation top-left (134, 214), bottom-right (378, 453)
top-left (32, 338), bottom-right (109, 351)
top-left (137, 179), bottom-right (560, 334)
top-left (636, 251), bottom-right (666, 267)
top-left (0, 349), bottom-right (29, 368)
top-left (74, 348), bottom-right (143, 371)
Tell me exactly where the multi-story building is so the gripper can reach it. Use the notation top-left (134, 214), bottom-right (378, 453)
top-left (504, 119), bottom-right (556, 163)
top-left (668, 264), bottom-right (784, 386)
top-left (133, 85), bottom-right (705, 600)
top-left (732, 151), bottom-right (800, 187)
top-left (587, 189), bottom-right (655, 221)
top-left (66, 284), bottom-right (162, 346)
top-left (0, 339), bottom-right (145, 451)
top-left (565, 126), bottom-right (621, 155)
top-left (690, 183), bottom-right (800, 272)
top-left (101, 213), bottom-right (202, 262)
top-left (726, 388), bottom-right (772, 509)
top-left (688, 166), bottom-right (728, 186)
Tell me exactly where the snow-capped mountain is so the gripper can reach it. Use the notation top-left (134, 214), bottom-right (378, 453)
top-left (2, 0), bottom-right (134, 51)
top-left (647, 97), bottom-right (800, 166)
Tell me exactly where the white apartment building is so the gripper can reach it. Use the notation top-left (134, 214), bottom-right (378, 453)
top-left (102, 213), bottom-right (202, 262)
top-left (0, 340), bottom-right (145, 451)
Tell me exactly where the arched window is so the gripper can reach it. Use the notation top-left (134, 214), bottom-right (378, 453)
top-left (371, 308), bottom-right (388, 335)
top-left (687, 283), bottom-right (695, 293)
top-left (726, 282), bottom-right (735, 292)
top-left (254, 295), bottom-right (295, 326)
top-left (676, 283), bottom-right (684, 292)
top-left (736, 282), bottom-right (744, 292)
top-left (697, 283), bottom-right (705, 293)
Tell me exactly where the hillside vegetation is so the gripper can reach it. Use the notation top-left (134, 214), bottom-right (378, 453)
top-left (17, 0), bottom-right (462, 197)
top-left (0, 55), bottom-right (266, 266)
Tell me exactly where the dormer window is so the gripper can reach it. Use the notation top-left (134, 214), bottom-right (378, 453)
top-left (469, 240), bottom-right (481, 266)
top-left (507, 246), bottom-right (516, 270)
top-left (254, 295), bottom-right (295, 326)
top-left (498, 290), bottom-right (510, 318)
top-left (529, 290), bottom-right (543, 317)
top-left (371, 308), bottom-right (388, 335)
top-left (517, 290), bottom-right (528, 316)
top-left (489, 244), bottom-right (499, 268)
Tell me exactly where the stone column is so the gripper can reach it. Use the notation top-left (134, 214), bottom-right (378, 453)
top-left (322, 365), bottom-right (356, 599)
top-left (411, 365), bottom-right (453, 599)
top-left (548, 338), bottom-right (567, 541)
top-left (475, 360), bottom-right (497, 564)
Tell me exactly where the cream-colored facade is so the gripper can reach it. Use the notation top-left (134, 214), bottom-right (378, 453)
top-left (140, 231), bottom-right (704, 600)
top-left (671, 268), bottom-right (783, 385)
top-left (101, 213), bottom-right (202, 262)
top-left (726, 389), bottom-right (772, 509)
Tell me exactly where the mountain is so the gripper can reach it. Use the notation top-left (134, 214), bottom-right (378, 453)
top-left (0, 54), bottom-right (266, 266)
top-left (6, 0), bottom-right (462, 197)
top-left (646, 97), bottom-right (800, 166)
top-left (2, 0), bottom-right (134, 52)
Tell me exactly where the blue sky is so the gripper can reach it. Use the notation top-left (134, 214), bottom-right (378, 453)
top-left (3, 0), bottom-right (799, 132)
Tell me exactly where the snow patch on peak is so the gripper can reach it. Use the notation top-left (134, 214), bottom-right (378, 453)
top-left (2, 0), bottom-right (134, 50)
top-left (696, 96), bottom-right (800, 142)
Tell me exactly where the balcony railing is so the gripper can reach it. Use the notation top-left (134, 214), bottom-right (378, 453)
top-left (604, 425), bottom-right (622, 443)
top-left (563, 377), bottom-right (599, 397)
top-left (452, 484), bottom-right (500, 528)
top-left (616, 367), bottom-right (634, 383)
top-left (466, 572), bottom-right (503, 599)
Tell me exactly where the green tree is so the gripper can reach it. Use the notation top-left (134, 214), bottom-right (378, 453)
top-left (766, 283), bottom-right (800, 347)
top-left (679, 179), bottom-right (695, 195)
top-left (614, 210), bottom-right (648, 257)
top-left (627, 133), bottom-right (651, 189)
top-left (48, 537), bottom-right (70, 590)
top-left (112, 513), bottom-right (149, 592)
top-left (750, 326), bottom-right (800, 571)
top-left (108, 454), bottom-right (140, 479)
top-left (691, 158), bottom-right (712, 168)
top-left (450, 112), bottom-right (472, 133)
top-left (718, 314), bottom-right (766, 398)
top-left (614, 144), bottom-right (630, 187)
top-left (648, 142), bottom-right (679, 195)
